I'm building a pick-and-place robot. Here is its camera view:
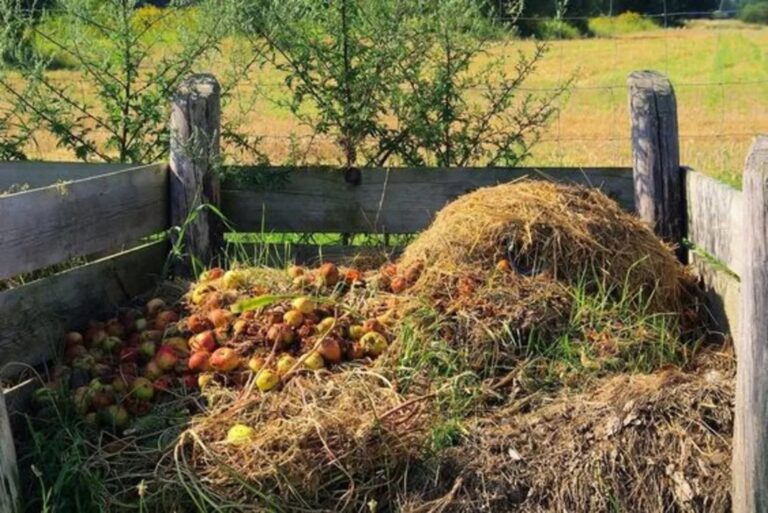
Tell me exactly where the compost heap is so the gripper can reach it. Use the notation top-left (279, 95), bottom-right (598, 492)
top-left (36, 180), bottom-right (732, 513)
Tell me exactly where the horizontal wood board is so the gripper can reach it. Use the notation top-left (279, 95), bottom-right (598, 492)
top-left (222, 166), bottom-right (635, 234)
top-left (0, 241), bottom-right (168, 380)
top-left (0, 162), bottom-right (133, 193)
top-left (0, 163), bottom-right (168, 280)
top-left (685, 169), bottom-right (742, 275)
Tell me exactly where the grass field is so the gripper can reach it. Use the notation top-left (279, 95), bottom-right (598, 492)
top-left (11, 19), bottom-right (768, 186)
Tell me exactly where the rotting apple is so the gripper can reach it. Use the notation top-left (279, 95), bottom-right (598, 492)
top-left (131, 377), bottom-right (154, 401)
top-left (276, 354), bottom-right (296, 375)
top-left (155, 345), bottom-right (179, 371)
top-left (208, 309), bottom-right (234, 330)
top-left (318, 338), bottom-right (343, 364)
top-left (64, 332), bottom-right (84, 349)
top-left (155, 310), bottom-right (179, 331)
top-left (145, 298), bottom-right (166, 317)
top-left (283, 310), bottom-right (304, 328)
top-left (267, 323), bottom-right (294, 348)
top-left (255, 369), bottom-right (279, 392)
top-left (291, 296), bottom-right (315, 315)
top-left (247, 355), bottom-right (266, 373)
top-left (188, 351), bottom-right (212, 372)
top-left (303, 352), bottom-right (325, 370)
top-left (210, 347), bottom-right (241, 372)
top-left (190, 330), bottom-right (217, 352)
top-left (143, 360), bottom-right (163, 381)
top-left (186, 314), bottom-right (212, 334)
top-left (360, 332), bottom-right (388, 357)
top-left (138, 340), bottom-right (156, 360)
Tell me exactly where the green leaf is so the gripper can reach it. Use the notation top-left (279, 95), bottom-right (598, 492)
top-left (230, 294), bottom-right (291, 314)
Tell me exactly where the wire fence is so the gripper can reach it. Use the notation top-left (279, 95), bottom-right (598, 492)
top-left (2, 6), bottom-right (766, 183)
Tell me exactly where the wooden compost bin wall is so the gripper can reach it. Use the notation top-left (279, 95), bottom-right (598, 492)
top-left (0, 162), bottom-right (170, 513)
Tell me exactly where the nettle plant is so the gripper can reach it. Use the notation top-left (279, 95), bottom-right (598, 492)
top-left (0, 0), bottom-right (261, 163)
top-left (245, 0), bottom-right (569, 167)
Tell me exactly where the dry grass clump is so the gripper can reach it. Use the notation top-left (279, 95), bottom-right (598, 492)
top-left (403, 355), bottom-right (734, 513)
top-left (178, 370), bottom-right (432, 511)
top-left (399, 180), bottom-right (685, 315)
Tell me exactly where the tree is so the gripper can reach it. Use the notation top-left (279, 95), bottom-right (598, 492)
top-left (242, 0), bottom-right (568, 167)
top-left (0, 0), bottom-right (261, 163)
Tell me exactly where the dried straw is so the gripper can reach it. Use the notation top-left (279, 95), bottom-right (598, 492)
top-left (403, 357), bottom-right (734, 513)
top-left (399, 180), bottom-right (685, 314)
top-left (180, 369), bottom-right (431, 511)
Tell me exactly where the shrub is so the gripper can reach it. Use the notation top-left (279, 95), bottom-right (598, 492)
top-left (533, 19), bottom-right (582, 40)
top-left (243, 0), bottom-right (570, 168)
top-left (588, 11), bottom-right (658, 38)
top-left (741, 2), bottom-right (768, 24)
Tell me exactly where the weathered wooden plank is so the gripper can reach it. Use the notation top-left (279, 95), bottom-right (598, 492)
top-left (690, 253), bottom-right (740, 338)
top-left (686, 169), bottom-right (743, 276)
top-left (222, 166), bottom-right (635, 234)
top-left (0, 241), bottom-right (168, 380)
top-left (170, 74), bottom-right (222, 274)
top-left (733, 135), bottom-right (768, 513)
top-left (0, 162), bottom-right (133, 193)
top-left (628, 71), bottom-right (684, 257)
top-left (0, 163), bottom-right (168, 280)
top-left (0, 389), bottom-right (20, 513)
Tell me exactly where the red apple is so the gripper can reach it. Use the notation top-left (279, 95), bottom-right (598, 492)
top-left (209, 347), bottom-right (241, 373)
top-left (190, 331), bottom-right (217, 352)
top-left (208, 309), bottom-right (234, 330)
top-left (164, 337), bottom-right (189, 356)
top-left (180, 373), bottom-right (198, 390)
top-left (155, 345), bottom-right (179, 371)
top-left (318, 338), bottom-right (343, 364)
top-left (188, 351), bottom-right (212, 372)
top-left (186, 314), bottom-right (212, 334)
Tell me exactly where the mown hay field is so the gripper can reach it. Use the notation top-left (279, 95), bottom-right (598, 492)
top-left (10, 19), bottom-right (768, 186)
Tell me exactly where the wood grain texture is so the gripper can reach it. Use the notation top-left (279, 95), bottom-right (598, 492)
top-left (690, 253), bottom-right (740, 338)
top-left (0, 241), bottom-right (167, 380)
top-left (169, 74), bottom-right (222, 274)
top-left (222, 166), bottom-right (635, 234)
top-left (0, 163), bottom-right (168, 280)
top-left (686, 169), bottom-right (743, 275)
top-left (0, 390), bottom-right (19, 513)
top-left (733, 135), bottom-right (768, 513)
top-left (628, 71), bottom-right (684, 253)
top-left (0, 162), bottom-right (132, 193)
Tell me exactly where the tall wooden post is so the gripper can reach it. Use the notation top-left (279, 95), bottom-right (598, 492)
top-left (169, 74), bottom-right (223, 275)
top-left (733, 135), bottom-right (768, 513)
top-left (628, 70), bottom-right (684, 259)
top-left (0, 391), bottom-right (20, 513)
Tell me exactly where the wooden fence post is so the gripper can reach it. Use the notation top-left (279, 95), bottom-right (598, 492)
top-left (169, 74), bottom-right (222, 275)
top-left (628, 70), bottom-right (684, 258)
top-left (733, 135), bottom-right (768, 513)
top-left (0, 391), bottom-right (20, 513)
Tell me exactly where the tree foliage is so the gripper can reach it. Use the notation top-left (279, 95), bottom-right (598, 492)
top-left (0, 0), bottom-right (260, 163)
top-left (244, 0), bottom-right (568, 168)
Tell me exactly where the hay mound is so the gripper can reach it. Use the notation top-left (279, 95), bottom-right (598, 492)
top-left (180, 370), bottom-right (431, 511)
top-left (403, 359), bottom-right (734, 513)
top-left (399, 180), bottom-right (684, 314)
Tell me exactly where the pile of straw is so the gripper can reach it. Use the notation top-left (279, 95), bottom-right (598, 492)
top-left (179, 370), bottom-right (431, 511)
top-left (399, 180), bottom-right (685, 314)
top-left (403, 355), bottom-right (734, 513)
